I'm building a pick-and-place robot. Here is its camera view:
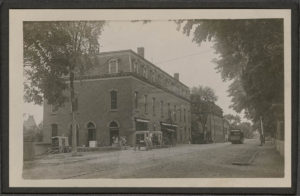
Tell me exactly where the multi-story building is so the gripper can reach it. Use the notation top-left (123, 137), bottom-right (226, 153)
top-left (42, 48), bottom-right (191, 147)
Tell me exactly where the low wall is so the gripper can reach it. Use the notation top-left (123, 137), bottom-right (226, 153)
top-left (24, 141), bottom-right (35, 161)
top-left (275, 139), bottom-right (284, 157)
top-left (34, 142), bottom-right (51, 156)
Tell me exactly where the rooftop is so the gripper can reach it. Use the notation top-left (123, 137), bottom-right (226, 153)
top-left (97, 49), bottom-right (190, 89)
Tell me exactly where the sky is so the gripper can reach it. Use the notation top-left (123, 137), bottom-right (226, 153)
top-left (24, 20), bottom-right (245, 124)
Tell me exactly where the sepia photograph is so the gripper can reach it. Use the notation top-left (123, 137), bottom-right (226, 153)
top-left (7, 9), bottom-right (293, 189)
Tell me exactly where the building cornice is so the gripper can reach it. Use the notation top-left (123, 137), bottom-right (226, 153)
top-left (67, 72), bottom-right (190, 103)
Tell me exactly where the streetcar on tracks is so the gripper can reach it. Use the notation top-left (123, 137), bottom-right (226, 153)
top-left (229, 129), bottom-right (244, 144)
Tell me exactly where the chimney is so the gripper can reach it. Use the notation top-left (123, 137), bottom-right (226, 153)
top-left (137, 47), bottom-right (144, 58)
top-left (174, 73), bottom-right (179, 81)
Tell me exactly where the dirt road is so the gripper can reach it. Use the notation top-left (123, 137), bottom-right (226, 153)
top-left (23, 139), bottom-right (284, 179)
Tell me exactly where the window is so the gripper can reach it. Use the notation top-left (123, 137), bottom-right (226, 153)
top-left (109, 59), bottom-right (118, 73)
top-left (152, 97), bottom-right (156, 116)
top-left (168, 103), bottom-right (171, 118)
top-left (149, 70), bottom-right (153, 81)
top-left (184, 108), bottom-right (186, 122)
top-left (144, 95), bottom-right (148, 113)
top-left (143, 66), bottom-right (147, 78)
top-left (134, 91), bottom-right (138, 109)
top-left (110, 90), bottom-right (117, 109)
top-left (72, 97), bottom-right (78, 112)
top-left (160, 101), bottom-right (164, 117)
top-left (133, 61), bottom-right (138, 73)
top-left (157, 74), bottom-right (161, 84)
top-left (179, 106), bottom-right (182, 121)
top-left (174, 105), bottom-right (177, 121)
top-left (87, 122), bottom-right (96, 141)
top-left (51, 124), bottom-right (58, 137)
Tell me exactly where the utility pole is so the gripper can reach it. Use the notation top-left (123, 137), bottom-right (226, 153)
top-left (260, 116), bottom-right (264, 136)
top-left (260, 116), bottom-right (265, 145)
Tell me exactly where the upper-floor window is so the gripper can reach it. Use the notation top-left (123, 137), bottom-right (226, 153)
top-left (134, 91), bottom-right (138, 109)
top-left (152, 97), bottom-right (156, 116)
top-left (110, 90), bottom-right (117, 109)
top-left (152, 71), bottom-right (156, 82)
top-left (157, 74), bottom-right (161, 84)
top-left (109, 59), bottom-right (118, 74)
top-left (160, 101), bottom-right (164, 117)
top-left (174, 105), bottom-right (177, 121)
top-left (144, 95), bottom-right (148, 113)
top-left (72, 97), bottom-right (78, 112)
top-left (168, 103), bottom-right (171, 119)
top-left (149, 70), bottom-right (153, 81)
top-left (143, 66), bottom-right (147, 78)
top-left (133, 61), bottom-right (138, 73)
top-left (184, 108), bottom-right (186, 122)
top-left (179, 106), bottom-right (182, 121)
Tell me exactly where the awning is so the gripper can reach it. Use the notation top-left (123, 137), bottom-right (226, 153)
top-left (135, 118), bottom-right (150, 123)
top-left (166, 129), bottom-right (176, 133)
top-left (161, 122), bottom-right (178, 127)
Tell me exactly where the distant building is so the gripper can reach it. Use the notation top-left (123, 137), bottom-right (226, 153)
top-left (190, 94), bottom-right (225, 143)
top-left (23, 114), bottom-right (38, 140)
top-left (23, 114), bottom-right (40, 160)
top-left (43, 48), bottom-right (191, 147)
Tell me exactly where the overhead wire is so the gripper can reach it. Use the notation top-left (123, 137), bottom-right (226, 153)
top-left (154, 49), bottom-right (212, 65)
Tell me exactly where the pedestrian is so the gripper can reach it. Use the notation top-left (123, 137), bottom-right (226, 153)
top-left (119, 137), bottom-right (123, 149)
top-left (145, 136), bottom-right (149, 150)
top-left (119, 136), bottom-right (127, 150)
top-left (148, 134), bottom-right (153, 150)
top-left (134, 136), bottom-right (141, 151)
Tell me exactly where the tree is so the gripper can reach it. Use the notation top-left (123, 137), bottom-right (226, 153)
top-left (24, 21), bottom-right (105, 153)
top-left (177, 19), bottom-right (283, 135)
top-left (238, 122), bottom-right (253, 138)
top-left (223, 114), bottom-right (241, 129)
top-left (191, 85), bottom-right (218, 141)
top-left (191, 85), bottom-right (218, 102)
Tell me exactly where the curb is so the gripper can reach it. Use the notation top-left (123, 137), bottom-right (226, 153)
top-left (232, 150), bottom-right (260, 166)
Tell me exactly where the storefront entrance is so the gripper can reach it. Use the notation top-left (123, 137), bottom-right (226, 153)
top-left (109, 121), bottom-right (119, 145)
top-left (160, 122), bottom-right (177, 146)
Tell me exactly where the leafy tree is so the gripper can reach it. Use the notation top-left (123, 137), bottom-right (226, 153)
top-left (177, 19), bottom-right (283, 136)
top-left (191, 85), bottom-right (218, 102)
top-left (238, 122), bottom-right (253, 138)
top-left (223, 114), bottom-right (241, 128)
top-left (190, 85), bottom-right (218, 142)
top-left (224, 114), bottom-right (253, 138)
top-left (24, 21), bottom-right (105, 152)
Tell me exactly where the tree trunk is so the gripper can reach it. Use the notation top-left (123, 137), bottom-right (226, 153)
top-left (70, 71), bottom-right (77, 153)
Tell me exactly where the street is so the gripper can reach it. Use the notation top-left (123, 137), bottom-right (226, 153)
top-left (23, 139), bottom-right (284, 179)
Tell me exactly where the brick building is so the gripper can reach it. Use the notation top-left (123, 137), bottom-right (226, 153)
top-left (43, 48), bottom-right (191, 147)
